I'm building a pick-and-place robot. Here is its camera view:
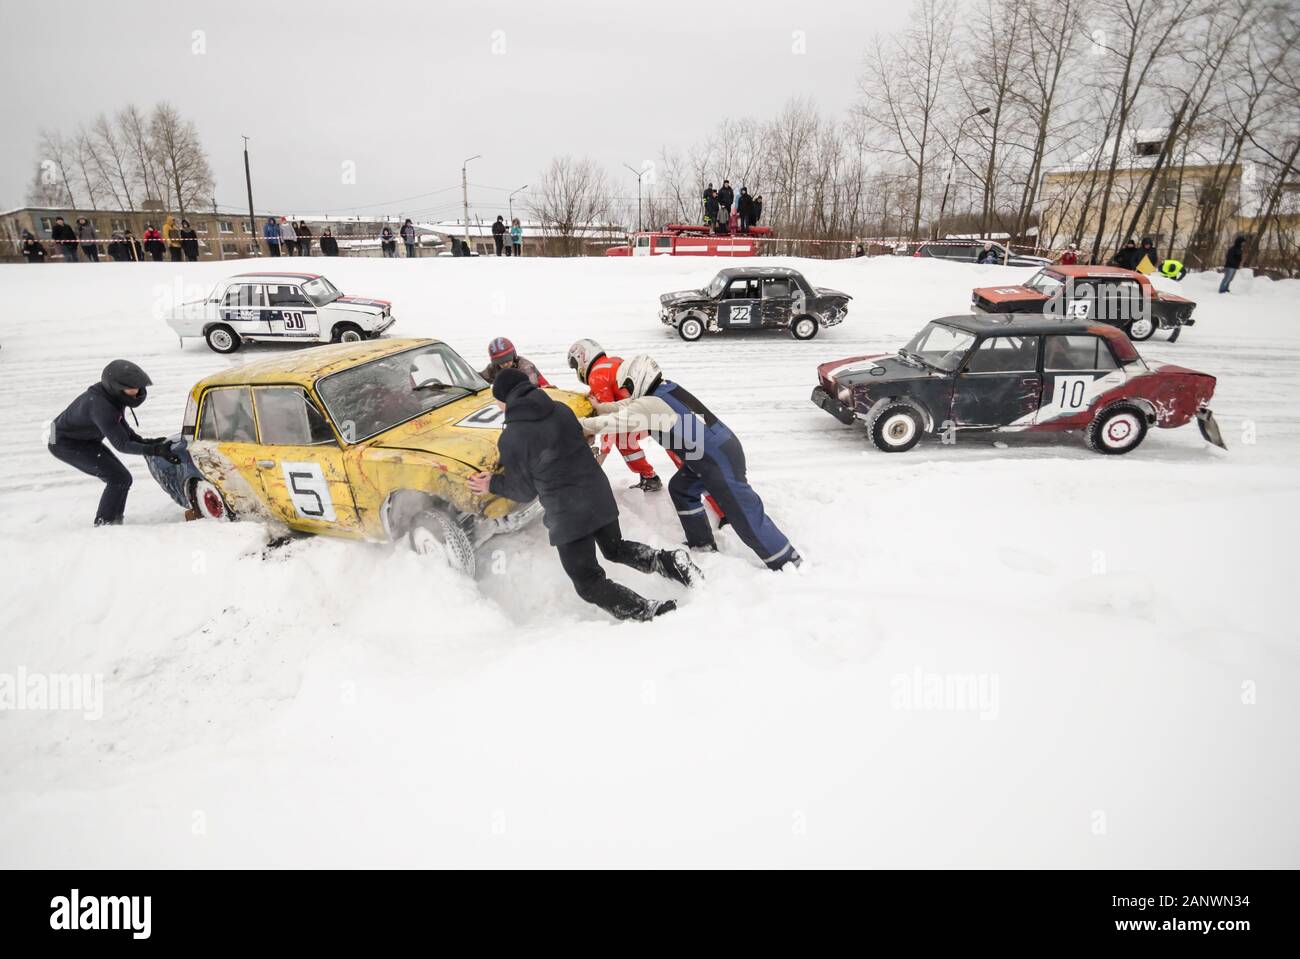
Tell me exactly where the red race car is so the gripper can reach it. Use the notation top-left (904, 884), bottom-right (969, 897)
top-left (811, 313), bottom-right (1226, 455)
top-left (971, 265), bottom-right (1196, 342)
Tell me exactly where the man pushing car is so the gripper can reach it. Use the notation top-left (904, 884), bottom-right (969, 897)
top-left (579, 355), bottom-right (801, 571)
top-left (567, 338), bottom-right (662, 492)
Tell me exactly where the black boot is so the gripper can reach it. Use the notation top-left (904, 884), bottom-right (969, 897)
top-left (656, 548), bottom-right (702, 587)
top-left (630, 474), bottom-right (663, 492)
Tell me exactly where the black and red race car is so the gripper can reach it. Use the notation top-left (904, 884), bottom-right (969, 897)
top-left (811, 313), bottom-right (1225, 455)
top-left (971, 265), bottom-right (1196, 342)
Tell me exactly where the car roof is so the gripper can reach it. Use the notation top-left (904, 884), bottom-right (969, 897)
top-left (714, 266), bottom-right (803, 279)
top-left (928, 313), bottom-right (1128, 338)
top-left (230, 271), bottom-right (324, 283)
top-left (193, 337), bottom-right (440, 390)
top-left (1048, 264), bottom-right (1148, 282)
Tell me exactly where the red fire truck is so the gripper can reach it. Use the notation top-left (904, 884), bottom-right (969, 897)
top-left (605, 223), bottom-right (773, 257)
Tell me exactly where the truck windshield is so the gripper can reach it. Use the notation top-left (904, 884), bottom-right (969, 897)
top-left (316, 343), bottom-right (488, 442)
top-left (901, 322), bottom-right (975, 372)
top-left (301, 277), bottom-right (341, 307)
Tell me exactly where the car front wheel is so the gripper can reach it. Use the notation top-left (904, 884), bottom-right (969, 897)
top-left (1088, 403), bottom-right (1148, 454)
top-left (205, 324), bottom-right (240, 354)
top-left (408, 509), bottom-right (476, 576)
top-left (678, 316), bottom-right (705, 342)
top-left (791, 315), bottom-right (819, 340)
top-left (189, 478), bottom-right (234, 520)
top-left (869, 403), bottom-right (924, 453)
top-left (333, 322), bottom-right (364, 344)
top-left (1127, 316), bottom-right (1156, 341)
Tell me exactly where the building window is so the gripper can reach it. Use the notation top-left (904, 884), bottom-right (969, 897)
top-left (241, 221), bottom-right (251, 233)
top-left (222, 242), bottom-right (238, 255)
top-left (1158, 184), bottom-right (1180, 207)
top-left (39, 217), bottom-right (53, 232)
top-left (111, 219), bottom-right (128, 231)
top-left (195, 221), bottom-right (208, 233)
top-left (1135, 140), bottom-right (1162, 158)
top-left (219, 220), bottom-right (234, 234)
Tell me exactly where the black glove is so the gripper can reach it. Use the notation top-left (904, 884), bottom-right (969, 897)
top-left (141, 436), bottom-right (167, 445)
top-left (146, 442), bottom-right (182, 465)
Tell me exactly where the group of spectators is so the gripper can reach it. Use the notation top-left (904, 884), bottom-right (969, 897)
top-left (702, 180), bottom-right (763, 234)
top-left (491, 216), bottom-right (524, 256)
top-left (262, 216), bottom-right (319, 257)
top-left (20, 214), bottom-right (203, 263)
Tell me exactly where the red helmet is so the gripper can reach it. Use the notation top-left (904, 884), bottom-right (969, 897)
top-left (488, 336), bottom-right (516, 364)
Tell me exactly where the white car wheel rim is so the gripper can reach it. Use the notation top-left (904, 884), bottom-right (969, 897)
top-left (683, 320), bottom-right (701, 338)
top-left (1131, 318), bottom-right (1153, 338)
top-left (1105, 414), bottom-right (1140, 447)
top-left (211, 330), bottom-right (232, 350)
top-left (341, 330), bottom-right (362, 343)
top-left (883, 414), bottom-right (916, 446)
top-left (796, 319), bottom-right (815, 337)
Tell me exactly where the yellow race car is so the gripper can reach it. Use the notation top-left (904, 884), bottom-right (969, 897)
top-left (145, 337), bottom-right (590, 573)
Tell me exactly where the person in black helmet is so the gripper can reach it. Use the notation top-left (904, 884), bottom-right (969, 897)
top-left (48, 360), bottom-right (180, 526)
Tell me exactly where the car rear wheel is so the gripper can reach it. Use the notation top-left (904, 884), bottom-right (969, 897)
top-left (408, 509), bottom-right (476, 576)
top-left (1127, 316), bottom-right (1156, 341)
top-left (869, 403), bottom-right (924, 453)
top-left (791, 315), bottom-right (819, 340)
top-left (205, 324), bottom-right (240, 354)
top-left (189, 478), bottom-right (234, 521)
top-left (1088, 403), bottom-right (1148, 454)
top-left (678, 317), bottom-right (704, 342)
top-left (333, 322), bottom-right (364, 344)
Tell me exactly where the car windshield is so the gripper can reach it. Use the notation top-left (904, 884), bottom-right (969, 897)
top-left (706, 273), bottom-right (727, 298)
top-left (1025, 269), bottom-right (1065, 294)
top-left (901, 322), bottom-right (976, 372)
top-left (301, 276), bottom-right (341, 307)
top-left (316, 343), bottom-right (488, 442)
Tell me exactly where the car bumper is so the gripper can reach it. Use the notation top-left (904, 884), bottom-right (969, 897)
top-left (811, 386), bottom-right (857, 425)
top-left (373, 313), bottom-right (397, 335)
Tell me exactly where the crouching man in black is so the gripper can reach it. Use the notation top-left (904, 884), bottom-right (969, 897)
top-left (49, 360), bottom-right (180, 526)
top-left (468, 368), bottom-right (698, 622)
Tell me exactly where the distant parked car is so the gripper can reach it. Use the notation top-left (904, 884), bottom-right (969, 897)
top-left (166, 271), bottom-right (396, 354)
top-left (910, 239), bottom-right (1051, 267)
top-left (971, 265), bottom-right (1197, 342)
top-left (810, 313), bottom-right (1225, 455)
top-left (658, 266), bottom-right (851, 341)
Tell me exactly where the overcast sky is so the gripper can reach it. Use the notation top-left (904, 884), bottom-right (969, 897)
top-left (1, 0), bottom-right (908, 220)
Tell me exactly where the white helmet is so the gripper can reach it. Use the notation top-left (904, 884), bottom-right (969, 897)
top-left (566, 338), bottom-right (605, 384)
top-left (616, 354), bottom-right (662, 398)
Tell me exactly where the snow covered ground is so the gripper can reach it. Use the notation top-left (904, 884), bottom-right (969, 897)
top-left (1, 252), bottom-right (1297, 867)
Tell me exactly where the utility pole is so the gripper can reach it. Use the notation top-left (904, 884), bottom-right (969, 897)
top-left (935, 107), bottom-right (989, 241)
top-left (622, 163), bottom-right (646, 232)
top-left (508, 184), bottom-right (528, 225)
top-left (242, 136), bottom-right (257, 255)
top-left (462, 155), bottom-right (481, 249)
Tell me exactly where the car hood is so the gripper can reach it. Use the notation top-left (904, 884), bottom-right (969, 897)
top-left (368, 388), bottom-right (593, 470)
top-left (972, 284), bottom-right (1048, 304)
top-left (813, 286), bottom-right (851, 300)
top-left (329, 295), bottom-right (391, 315)
top-left (818, 353), bottom-right (947, 389)
top-left (660, 289), bottom-right (705, 306)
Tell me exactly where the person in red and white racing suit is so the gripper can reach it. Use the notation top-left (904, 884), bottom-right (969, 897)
top-left (568, 339), bottom-right (662, 492)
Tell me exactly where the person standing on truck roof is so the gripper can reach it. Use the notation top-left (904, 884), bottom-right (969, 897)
top-left (702, 183), bottom-right (718, 225)
top-left (717, 180), bottom-right (734, 231)
top-left (751, 195), bottom-right (763, 228)
top-left (737, 188), bottom-right (753, 232)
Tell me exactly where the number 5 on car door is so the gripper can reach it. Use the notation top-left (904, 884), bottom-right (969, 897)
top-left (281, 462), bottom-right (336, 521)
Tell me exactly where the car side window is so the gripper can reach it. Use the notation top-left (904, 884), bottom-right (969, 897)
top-left (222, 284), bottom-right (265, 308)
top-left (966, 336), bottom-right (1040, 373)
top-left (1044, 335), bottom-right (1117, 371)
top-left (196, 387), bottom-right (256, 443)
top-left (268, 285), bottom-right (309, 307)
top-left (762, 278), bottom-right (791, 298)
top-left (254, 387), bottom-right (335, 446)
top-left (724, 279), bottom-right (757, 299)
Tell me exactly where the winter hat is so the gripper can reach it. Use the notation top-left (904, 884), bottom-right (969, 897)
top-left (492, 367), bottom-right (529, 402)
top-left (488, 336), bottom-right (517, 365)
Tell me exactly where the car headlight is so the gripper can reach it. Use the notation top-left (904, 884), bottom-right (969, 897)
top-left (838, 385), bottom-right (853, 405)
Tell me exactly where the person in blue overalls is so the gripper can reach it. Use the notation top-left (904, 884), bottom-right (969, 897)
top-left (579, 355), bottom-right (801, 571)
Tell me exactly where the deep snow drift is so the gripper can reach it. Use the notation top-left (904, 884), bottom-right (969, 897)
top-left (0, 253), bottom-right (1297, 867)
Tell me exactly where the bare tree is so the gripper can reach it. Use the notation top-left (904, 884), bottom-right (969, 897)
top-left (150, 102), bottom-right (214, 219)
top-left (89, 113), bottom-right (136, 211)
top-left (33, 129), bottom-right (79, 208)
top-left (529, 156), bottom-right (613, 256)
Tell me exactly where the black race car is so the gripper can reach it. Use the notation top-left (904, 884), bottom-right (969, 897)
top-left (659, 267), bottom-right (851, 341)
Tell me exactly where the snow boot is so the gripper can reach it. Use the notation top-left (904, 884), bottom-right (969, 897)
top-left (657, 548), bottom-right (702, 588)
top-left (631, 474), bottom-right (663, 492)
top-left (652, 599), bottom-right (678, 618)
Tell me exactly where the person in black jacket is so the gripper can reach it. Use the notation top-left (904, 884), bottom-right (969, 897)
top-left (1110, 239), bottom-right (1139, 270)
top-left (717, 180), bottom-right (734, 221)
top-left (76, 217), bottom-right (99, 262)
top-left (320, 228), bottom-right (339, 256)
top-left (736, 187), bottom-right (753, 232)
top-left (751, 195), bottom-right (763, 227)
top-left (20, 229), bottom-right (47, 263)
top-left (467, 369), bottom-right (696, 622)
top-left (491, 215), bottom-right (506, 256)
top-left (1220, 235), bottom-right (1246, 293)
top-left (179, 220), bottom-right (200, 261)
top-left (702, 183), bottom-right (717, 224)
top-left (51, 217), bottom-right (79, 261)
top-left (48, 360), bottom-right (180, 526)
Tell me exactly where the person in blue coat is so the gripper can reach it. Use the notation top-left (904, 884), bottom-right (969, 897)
top-left (580, 355), bottom-right (801, 570)
top-left (263, 217), bottom-right (281, 257)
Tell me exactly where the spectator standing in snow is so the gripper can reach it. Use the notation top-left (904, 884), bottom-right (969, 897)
top-left (297, 221), bottom-right (313, 256)
top-left (106, 232), bottom-right (127, 262)
top-left (163, 215), bottom-right (183, 262)
top-left (51, 217), bottom-right (79, 261)
top-left (1058, 244), bottom-right (1079, 265)
top-left (21, 229), bottom-right (47, 263)
top-left (48, 360), bottom-right (180, 527)
top-left (1110, 239), bottom-right (1139, 270)
top-left (1220, 235), bottom-right (1246, 293)
top-left (737, 187), bottom-right (753, 232)
top-left (400, 218), bottom-right (416, 257)
top-left (492, 215), bottom-right (507, 256)
top-left (142, 223), bottom-right (165, 261)
top-left (320, 228), bottom-right (339, 256)
top-left (124, 230), bottom-right (144, 262)
top-left (279, 217), bottom-right (298, 256)
top-left (510, 218), bottom-right (523, 256)
top-left (751, 195), bottom-right (763, 228)
top-left (467, 368), bottom-right (694, 622)
top-left (75, 218), bottom-right (99, 262)
top-left (1137, 237), bottom-right (1158, 272)
top-left (180, 220), bottom-right (199, 261)
top-left (263, 217), bottom-right (281, 256)
top-left (380, 226), bottom-right (397, 257)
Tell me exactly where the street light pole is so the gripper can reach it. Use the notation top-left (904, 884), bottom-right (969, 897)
top-left (622, 163), bottom-right (645, 232)
top-left (242, 136), bottom-right (257, 255)
top-left (462, 155), bottom-right (481, 249)
top-left (935, 107), bottom-right (990, 241)
top-left (508, 184), bottom-right (528, 225)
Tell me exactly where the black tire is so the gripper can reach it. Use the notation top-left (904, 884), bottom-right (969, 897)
top-left (332, 322), bottom-right (364, 344)
top-left (205, 324), bottom-right (240, 354)
top-left (189, 478), bottom-right (235, 521)
top-left (791, 315), bottom-right (819, 340)
top-left (407, 508), bottom-right (476, 575)
top-left (1126, 316), bottom-right (1156, 341)
top-left (869, 403), bottom-right (924, 453)
top-left (678, 316), bottom-right (705, 342)
top-left (1087, 403), bottom-right (1148, 454)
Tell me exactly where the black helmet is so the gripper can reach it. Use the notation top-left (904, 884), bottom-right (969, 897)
top-left (101, 359), bottom-right (152, 407)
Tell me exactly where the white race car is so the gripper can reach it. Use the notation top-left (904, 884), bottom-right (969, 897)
top-left (167, 271), bottom-right (397, 354)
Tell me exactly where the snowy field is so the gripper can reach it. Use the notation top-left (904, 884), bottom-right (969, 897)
top-left (0, 252), bottom-right (1297, 867)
